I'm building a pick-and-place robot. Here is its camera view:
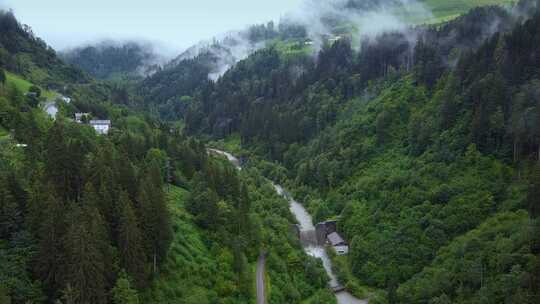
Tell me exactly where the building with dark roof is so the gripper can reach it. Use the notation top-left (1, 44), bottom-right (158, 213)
top-left (327, 232), bottom-right (349, 255)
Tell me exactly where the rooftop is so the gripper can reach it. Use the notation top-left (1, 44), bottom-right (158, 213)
top-left (327, 232), bottom-right (346, 246)
top-left (90, 120), bottom-right (111, 125)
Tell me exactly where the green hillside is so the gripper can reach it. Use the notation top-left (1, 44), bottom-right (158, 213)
top-left (5, 71), bottom-right (57, 99)
top-left (179, 2), bottom-right (540, 303)
top-left (1, 10), bottom-right (330, 304)
top-left (141, 186), bottom-right (240, 303)
top-left (5, 71), bottom-right (32, 92)
top-left (1, 1), bottom-right (540, 304)
top-left (0, 10), bottom-right (89, 87)
top-left (423, 0), bottom-right (517, 23)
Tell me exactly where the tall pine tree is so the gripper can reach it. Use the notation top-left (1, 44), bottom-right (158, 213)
top-left (112, 270), bottom-right (139, 304)
top-left (63, 185), bottom-right (111, 304)
top-left (36, 192), bottom-right (66, 299)
top-left (117, 191), bottom-right (148, 288)
top-left (529, 163), bottom-right (540, 300)
top-left (137, 163), bottom-right (171, 275)
top-left (0, 174), bottom-right (20, 239)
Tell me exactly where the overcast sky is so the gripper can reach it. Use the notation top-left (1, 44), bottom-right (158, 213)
top-left (1, 0), bottom-right (304, 53)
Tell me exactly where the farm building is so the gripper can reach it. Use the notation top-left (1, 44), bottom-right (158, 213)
top-left (327, 232), bottom-right (349, 255)
top-left (74, 113), bottom-right (91, 123)
top-left (89, 120), bottom-right (111, 135)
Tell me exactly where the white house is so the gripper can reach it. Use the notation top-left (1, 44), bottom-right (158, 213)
top-left (43, 102), bottom-right (58, 119)
top-left (89, 120), bottom-right (111, 135)
top-left (74, 113), bottom-right (90, 123)
top-left (327, 232), bottom-right (349, 255)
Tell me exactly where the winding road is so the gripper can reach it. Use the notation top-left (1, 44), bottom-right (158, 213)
top-left (208, 148), bottom-right (365, 304)
top-left (207, 149), bottom-right (266, 304)
top-left (256, 253), bottom-right (267, 304)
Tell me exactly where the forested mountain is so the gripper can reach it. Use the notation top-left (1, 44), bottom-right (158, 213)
top-left (136, 0), bottom-right (539, 303)
top-left (0, 10), bottom-right (89, 88)
top-left (0, 10), bottom-right (331, 304)
top-left (137, 20), bottom-right (310, 120)
top-left (181, 2), bottom-right (535, 140)
top-left (61, 41), bottom-right (163, 80)
top-left (136, 0), bottom-right (520, 123)
top-left (2, 0), bottom-right (540, 304)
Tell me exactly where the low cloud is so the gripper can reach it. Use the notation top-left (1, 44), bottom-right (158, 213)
top-left (171, 31), bottom-right (265, 81)
top-left (169, 0), bottom-right (433, 80)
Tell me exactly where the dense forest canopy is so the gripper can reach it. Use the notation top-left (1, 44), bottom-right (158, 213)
top-left (0, 9), bottom-right (333, 304)
top-left (141, 0), bottom-right (540, 303)
top-left (61, 41), bottom-right (164, 80)
top-left (1, 0), bottom-right (540, 303)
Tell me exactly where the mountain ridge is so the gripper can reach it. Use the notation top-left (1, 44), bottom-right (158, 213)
top-left (0, 1), bottom-right (539, 304)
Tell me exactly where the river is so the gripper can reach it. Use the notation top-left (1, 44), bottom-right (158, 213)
top-left (207, 149), bottom-right (242, 170)
top-left (209, 149), bottom-right (367, 304)
top-left (274, 184), bottom-right (367, 304)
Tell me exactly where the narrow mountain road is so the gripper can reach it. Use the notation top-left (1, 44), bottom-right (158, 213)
top-left (209, 148), bottom-right (367, 304)
top-left (256, 252), bottom-right (267, 304)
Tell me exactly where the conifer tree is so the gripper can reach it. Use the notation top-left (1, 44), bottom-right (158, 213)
top-left (236, 184), bottom-right (251, 237)
top-left (529, 163), bottom-right (540, 219)
top-left (186, 172), bottom-right (220, 230)
top-left (117, 191), bottom-right (148, 288)
top-left (0, 68), bottom-right (6, 85)
top-left (439, 75), bottom-right (461, 130)
top-left (45, 121), bottom-right (91, 202)
top-left (529, 163), bottom-right (540, 300)
top-left (36, 192), bottom-right (65, 298)
top-left (63, 186), bottom-right (110, 304)
top-left (232, 238), bottom-right (251, 299)
top-left (117, 155), bottom-right (138, 200)
top-left (26, 174), bottom-right (47, 235)
top-left (112, 270), bottom-right (139, 304)
top-left (0, 284), bottom-right (10, 304)
top-left (137, 164), bottom-right (171, 274)
top-left (0, 175), bottom-right (20, 239)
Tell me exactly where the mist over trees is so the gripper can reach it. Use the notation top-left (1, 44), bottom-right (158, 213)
top-left (152, 0), bottom-right (539, 303)
top-left (1, 0), bottom-right (540, 304)
top-left (61, 41), bottom-right (165, 80)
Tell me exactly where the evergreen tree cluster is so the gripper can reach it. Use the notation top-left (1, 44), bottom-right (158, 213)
top-left (0, 65), bottom-right (254, 303)
top-left (61, 42), bottom-right (160, 80)
top-left (2, 1), bottom-right (540, 303)
top-left (140, 1), bottom-right (540, 303)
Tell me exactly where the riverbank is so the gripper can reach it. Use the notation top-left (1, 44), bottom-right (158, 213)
top-left (326, 247), bottom-right (388, 303)
top-left (209, 147), bottom-right (368, 304)
top-left (274, 183), bottom-right (367, 304)
top-left (208, 147), bottom-right (333, 303)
